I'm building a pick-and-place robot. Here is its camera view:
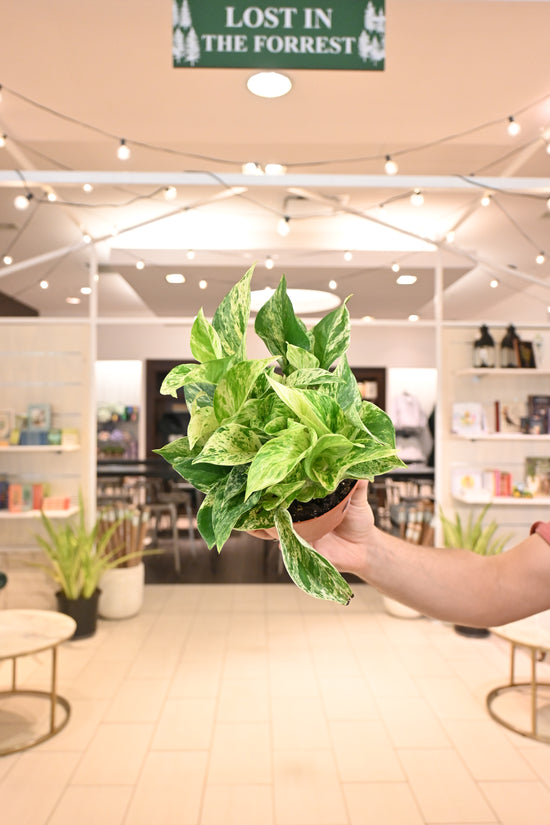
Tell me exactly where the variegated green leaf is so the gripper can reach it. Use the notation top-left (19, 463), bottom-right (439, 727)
top-left (213, 358), bottom-right (274, 423)
top-left (254, 275), bottom-right (310, 359)
top-left (331, 356), bottom-right (362, 411)
top-left (197, 489), bottom-right (217, 549)
top-left (212, 265), bottom-right (253, 359)
top-left (359, 401), bottom-right (397, 447)
top-left (286, 343), bottom-right (319, 371)
top-left (303, 433), bottom-right (361, 489)
top-left (245, 425), bottom-right (312, 498)
top-left (187, 404), bottom-right (218, 450)
top-left (190, 308), bottom-right (223, 362)
top-left (285, 368), bottom-right (339, 388)
top-left (266, 375), bottom-right (331, 436)
top-left (310, 297), bottom-right (351, 370)
top-left (160, 363), bottom-right (195, 398)
top-left (197, 423), bottom-right (262, 466)
top-left (274, 509), bottom-right (353, 605)
top-left (154, 436), bottom-right (193, 463)
top-left (212, 485), bottom-right (262, 550)
top-left (184, 382), bottom-right (215, 409)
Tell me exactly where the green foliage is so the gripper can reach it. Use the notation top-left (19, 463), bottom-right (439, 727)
top-left (439, 503), bottom-right (514, 556)
top-left (34, 492), bottom-right (151, 600)
top-left (156, 266), bottom-right (405, 605)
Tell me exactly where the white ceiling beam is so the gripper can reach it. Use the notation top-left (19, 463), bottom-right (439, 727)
top-left (0, 170), bottom-right (549, 192)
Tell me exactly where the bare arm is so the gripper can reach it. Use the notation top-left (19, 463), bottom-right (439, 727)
top-left (313, 481), bottom-right (550, 627)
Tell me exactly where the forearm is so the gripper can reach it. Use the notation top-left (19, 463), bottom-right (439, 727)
top-left (357, 527), bottom-right (550, 627)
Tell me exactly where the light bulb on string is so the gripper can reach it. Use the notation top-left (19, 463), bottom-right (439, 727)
top-left (490, 279), bottom-right (499, 288)
top-left (82, 232), bottom-right (92, 244)
top-left (507, 116), bottom-right (521, 136)
top-left (344, 250), bottom-right (353, 261)
top-left (265, 163), bottom-right (286, 175)
top-left (546, 143), bottom-right (550, 155)
top-left (83, 183), bottom-right (93, 193)
top-left (136, 259), bottom-right (145, 270)
top-left (3, 255), bottom-right (13, 265)
top-left (242, 162), bottom-right (263, 175)
top-left (0, 134), bottom-right (6, 148)
top-left (328, 280), bottom-right (337, 290)
top-left (186, 250), bottom-right (195, 260)
top-left (265, 256), bottom-right (274, 270)
top-left (46, 190), bottom-right (57, 202)
top-left (277, 216), bottom-right (290, 236)
top-left (410, 189), bottom-right (424, 206)
top-left (391, 262), bottom-right (400, 273)
top-left (39, 280), bottom-right (49, 289)
top-left (480, 192), bottom-right (492, 207)
top-left (445, 230), bottom-right (455, 243)
top-left (14, 193), bottom-right (33, 210)
top-left (536, 252), bottom-right (546, 265)
top-left (164, 186), bottom-right (177, 200)
top-left (199, 279), bottom-right (208, 289)
top-left (384, 155), bottom-right (398, 175)
top-left (117, 139), bottom-right (131, 160)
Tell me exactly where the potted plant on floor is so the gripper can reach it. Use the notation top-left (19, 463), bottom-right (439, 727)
top-left (439, 503), bottom-right (514, 637)
top-left (35, 494), bottom-right (153, 638)
top-left (155, 266), bottom-right (405, 605)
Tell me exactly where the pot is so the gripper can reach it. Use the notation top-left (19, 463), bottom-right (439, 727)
top-left (56, 589), bottom-right (101, 639)
top-left (247, 480), bottom-right (357, 543)
top-left (98, 562), bottom-right (145, 620)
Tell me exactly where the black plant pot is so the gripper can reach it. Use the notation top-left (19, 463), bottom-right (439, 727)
top-left (56, 589), bottom-right (101, 639)
top-left (454, 624), bottom-right (490, 639)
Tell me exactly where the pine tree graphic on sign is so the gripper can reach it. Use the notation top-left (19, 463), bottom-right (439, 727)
top-left (185, 27), bottom-right (201, 65)
top-left (173, 26), bottom-right (186, 63)
top-left (179, 0), bottom-right (192, 30)
top-left (172, 0), bottom-right (179, 28)
top-left (359, 2), bottom-right (385, 64)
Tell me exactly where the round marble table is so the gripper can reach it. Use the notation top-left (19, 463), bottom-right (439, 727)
top-left (487, 613), bottom-right (550, 743)
top-left (0, 609), bottom-right (76, 756)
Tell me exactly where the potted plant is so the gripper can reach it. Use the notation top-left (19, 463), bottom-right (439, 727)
top-left (35, 494), bottom-right (152, 637)
top-left (155, 266), bottom-right (405, 605)
top-left (439, 502), bottom-right (514, 637)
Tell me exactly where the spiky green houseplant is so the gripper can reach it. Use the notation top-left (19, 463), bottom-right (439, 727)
top-left (156, 267), bottom-right (405, 604)
top-left (439, 503), bottom-right (513, 556)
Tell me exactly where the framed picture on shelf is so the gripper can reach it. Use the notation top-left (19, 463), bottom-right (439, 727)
top-left (516, 340), bottom-right (536, 368)
top-left (0, 409), bottom-right (13, 440)
top-left (27, 403), bottom-right (51, 431)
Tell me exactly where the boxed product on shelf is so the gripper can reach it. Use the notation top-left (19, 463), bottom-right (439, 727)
top-left (42, 495), bottom-right (71, 511)
top-left (525, 457), bottom-right (550, 496)
top-left (61, 428), bottom-right (79, 447)
top-left (451, 402), bottom-right (487, 436)
top-left (8, 483), bottom-right (23, 512)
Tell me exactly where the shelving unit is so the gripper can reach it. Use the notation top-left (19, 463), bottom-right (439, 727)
top-left (439, 325), bottom-right (550, 541)
top-left (0, 507), bottom-right (79, 520)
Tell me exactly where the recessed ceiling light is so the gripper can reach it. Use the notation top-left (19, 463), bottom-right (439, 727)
top-left (40, 280), bottom-right (49, 289)
top-left (362, 315), bottom-right (374, 322)
top-left (265, 163), bottom-right (287, 175)
top-left (165, 273), bottom-right (186, 284)
top-left (397, 274), bottom-right (417, 285)
top-left (250, 288), bottom-right (340, 315)
top-left (80, 286), bottom-right (92, 295)
top-left (66, 296), bottom-right (81, 305)
top-left (408, 313), bottom-right (419, 322)
top-left (247, 71), bottom-right (292, 98)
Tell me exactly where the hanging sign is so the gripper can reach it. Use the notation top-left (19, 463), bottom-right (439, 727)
top-left (172, 1), bottom-right (386, 70)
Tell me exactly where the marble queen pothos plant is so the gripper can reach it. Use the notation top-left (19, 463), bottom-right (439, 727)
top-left (156, 267), bottom-right (405, 605)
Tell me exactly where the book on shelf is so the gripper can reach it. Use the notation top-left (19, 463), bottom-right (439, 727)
top-left (482, 469), bottom-right (513, 497)
top-left (525, 457), bottom-right (550, 496)
top-left (494, 399), bottom-right (527, 434)
top-left (451, 402), bottom-right (487, 436)
top-left (527, 395), bottom-right (550, 434)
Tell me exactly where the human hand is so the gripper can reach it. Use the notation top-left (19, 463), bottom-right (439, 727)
top-left (313, 480), bottom-right (375, 577)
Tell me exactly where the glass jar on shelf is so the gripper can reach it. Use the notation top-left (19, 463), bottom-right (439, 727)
top-left (499, 324), bottom-right (520, 368)
top-left (473, 325), bottom-right (495, 368)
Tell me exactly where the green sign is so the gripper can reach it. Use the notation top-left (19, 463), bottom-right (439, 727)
top-left (172, 1), bottom-right (386, 70)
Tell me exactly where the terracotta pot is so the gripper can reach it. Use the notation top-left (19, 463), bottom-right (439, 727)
top-left (247, 481), bottom-right (357, 543)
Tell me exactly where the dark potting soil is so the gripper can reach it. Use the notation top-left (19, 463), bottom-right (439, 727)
top-left (288, 478), bottom-right (357, 523)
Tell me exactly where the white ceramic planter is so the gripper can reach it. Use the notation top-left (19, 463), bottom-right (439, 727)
top-left (98, 562), bottom-right (144, 620)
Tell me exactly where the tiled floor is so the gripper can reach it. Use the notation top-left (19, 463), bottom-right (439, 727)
top-left (1, 583), bottom-right (550, 825)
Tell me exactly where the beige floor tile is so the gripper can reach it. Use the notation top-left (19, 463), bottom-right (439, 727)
top-left (0, 751), bottom-right (81, 825)
top-left (329, 719), bottom-right (405, 782)
top-left (217, 677), bottom-right (270, 722)
top-left (222, 647), bottom-right (269, 680)
top-left (269, 656), bottom-right (319, 698)
top-left (200, 783), bottom-right (274, 825)
top-left (208, 722), bottom-right (271, 783)
top-left (479, 780), bottom-right (550, 825)
top-left (415, 675), bottom-right (487, 719)
top-left (151, 697), bottom-right (216, 749)
top-left (361, 650), bottom-right (420, 697)
top-left (398, 748), bottom-right (498, 823)
top-left (71, 722), bottom-right (154, 785)
top-left (318, 673), bottom-right (379, 720)
top-left (38, 698), bottom-right (109, 752)
top-left (104, 678), bottom-right (169, 723)
top-left (441, 718), bottom-right (537, 781)
top-left (376, 694), bottom-right (452, 748)
top-left (69, 657), bottom-right (130, 700)
top-left (394, 640), bottom-right (455, 678)
top-left (47, 785), bottom-right (133, 825)
top-left (273, 748), bottom-right (348, 825)
top-left (271, 695), bottom-right (331, 750)
top-left (124, 750), bottom-right (208, 825)
top-left (343, 781), bottom-right (424, 825)
top-left (168, 654), bottom-right (224, 700)
top-left (519, 743), bottom-right (550, 786)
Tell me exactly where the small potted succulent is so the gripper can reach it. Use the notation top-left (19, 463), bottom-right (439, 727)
top-left (156, 266), bottom-right (404, 605)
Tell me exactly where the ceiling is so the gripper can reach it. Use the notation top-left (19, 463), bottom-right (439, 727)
top-left (0, 0), bottom-right (549, 323)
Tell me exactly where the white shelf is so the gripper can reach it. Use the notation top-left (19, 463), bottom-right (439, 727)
top-left (0, 444), bottom-right (80, 453)
top-left (451, 433), bottom-right (550, 442)
top-left (0, 507), bottom-right (79, 519)
top-left (452, 495), bottom-right (550, 506)
top-left (455, 368), bottom-right (550, 377)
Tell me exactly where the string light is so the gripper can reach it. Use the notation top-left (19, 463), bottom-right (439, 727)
top-left (277, 216), bottom-right (290, 236)
top-left (135, 259), bottom-right (145, 270)
top-left (83, 183), bottom-right (93, 193)
top-left (410, 189), bottom-right (424, 206)
top-left (14, 193), bottom-right (33, 210)
top-left (199, 279), bottom-right (208, 289)
top-left (445, 231), bottom-right (455, 243)
top-left (328, 280), bottom-right (337, 290)
top-left (117, 139), bottom-right (131, 160)
top-left (265, 163), bottom-right (286, 175)
top-left (82, 232), bottom-right (92, 244)
top-left (3, 255), bottom-right (13, 265)
top-left (480, 192), bottom-right (492, 207)
top-left (186, 250), bottom-right (195, 260)
top-left (0, 134), bottom-right (6, 148)
top-left (344, 251), bottom-right (353, 261)
top-left (490, 279), bottom-right (499, 288)
top-left (507, 116), bottom-right (520, 136)
top-left (265, 256), bottom-right (274, 270)
top-left (242, 162), bottom-right (263, 175)
top-left (536, 252), bottom-right (546, 265)
top-left (546, 143), bottom-right (550, 155)
top-left (39, 280), bottom-right (49, 289)
top-left (384, 155), bottom-right (398, 175)
top-left (46, 191), bottom-right (57, 202)
top-left (163, 186), bottom-right (177, 200)
top-left (391, 262), bottom-right (400, 273)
